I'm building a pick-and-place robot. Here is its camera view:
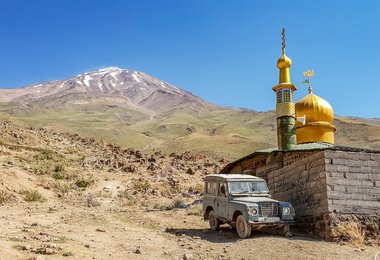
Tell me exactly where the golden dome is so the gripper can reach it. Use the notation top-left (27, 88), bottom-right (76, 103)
top-left (295, 92), bottom-right (334, 123)
top-left (277, 54), bottom-right (292, 69)
top-left (295, 90), bottom-right (336, 144)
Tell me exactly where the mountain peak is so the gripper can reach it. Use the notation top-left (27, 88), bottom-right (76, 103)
top-left (0, 67), bottom-right (213, 113)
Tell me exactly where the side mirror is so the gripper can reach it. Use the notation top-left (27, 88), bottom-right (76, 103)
top-left (221, 186), bottom-right (226, 194)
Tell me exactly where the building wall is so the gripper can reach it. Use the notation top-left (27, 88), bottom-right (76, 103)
top-left (256, 151), bottom-right (329, 219)
top-left (253, 149), bottom-right (380, 238)
top-left (325, 150), bottom-right (380, 215)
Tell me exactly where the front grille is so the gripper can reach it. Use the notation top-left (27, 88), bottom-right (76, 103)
top-left (259, 202), bottom-right (278, 217)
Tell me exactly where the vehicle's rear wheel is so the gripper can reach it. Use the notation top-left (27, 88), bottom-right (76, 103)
top-left (209, 211), bottom-right (221, 231)
top-left (236, 215), bottom-right (251, 238)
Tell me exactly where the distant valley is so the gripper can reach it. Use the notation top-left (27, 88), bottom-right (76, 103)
top-left (0, 67), bottom-right (379, 160)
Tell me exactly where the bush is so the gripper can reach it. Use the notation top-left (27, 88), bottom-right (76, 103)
top-left (52, 172), bottom-right (65, 180)
top-left (34, 148), bottom-right (56, 161)
top-left (55, 182), bottom-right (72, 197)
top-left (20, 190), bottom-right (46, 202)
top-left (75, 179), bottom-right (92, 188)
top-left (133, 180), bottom-right (151, 193)
top-left (30, 161), bottom-right (54, 175)
top-left (54, 164), bottom-right (65, 172)
top-left (0, 190), bottom-right (13, 204)
top-left (336, 220), bottom-right (365, 246)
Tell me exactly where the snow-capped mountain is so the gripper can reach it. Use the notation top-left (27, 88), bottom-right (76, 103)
top-left (0, 67), bottom-right (213, 113)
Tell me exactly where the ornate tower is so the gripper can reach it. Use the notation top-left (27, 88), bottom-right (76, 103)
top-left (272, 28), bottom-right (297, 150)
top-left (295, 71), bottom-right (336, 144)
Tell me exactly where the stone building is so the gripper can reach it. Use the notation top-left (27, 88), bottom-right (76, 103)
top-left (221, 29), bottom-right (380, 239)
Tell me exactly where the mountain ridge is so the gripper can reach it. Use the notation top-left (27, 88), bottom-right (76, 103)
top-left (0, 67), bottom-right (379, 160)
top-left (0, 66), bottom-right (217, 115)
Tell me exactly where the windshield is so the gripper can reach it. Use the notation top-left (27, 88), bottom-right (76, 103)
top-left (228, 181), bottom-right (269, 194)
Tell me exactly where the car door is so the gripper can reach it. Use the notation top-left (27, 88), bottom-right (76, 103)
top-left (203, 181), bottom-right (217, 212)
top-left (216, 182), bottom-right (229, 219)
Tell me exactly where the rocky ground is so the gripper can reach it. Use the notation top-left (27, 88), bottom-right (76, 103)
top-left (0, 121), bottom-right (379, 259)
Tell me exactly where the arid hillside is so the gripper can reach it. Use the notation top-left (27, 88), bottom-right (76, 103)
top-left (0, 121), bottom-right (378, 259)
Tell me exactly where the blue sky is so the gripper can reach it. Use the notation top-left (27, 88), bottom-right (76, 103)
top-left (0, 0), bottom-right (379, 118)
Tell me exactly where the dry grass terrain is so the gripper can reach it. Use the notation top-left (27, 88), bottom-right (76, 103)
top-left (0, 121), bottom-right (379, 259)
top-left (1, 103), bottom-right (379, 160)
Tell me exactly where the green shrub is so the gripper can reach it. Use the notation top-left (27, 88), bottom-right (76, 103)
top-left (75, 179), bottom-right (91, 188)
top-left (20, 190), bottom-right (46, 202)
top-left (52, 172), bottom-right (65, 180)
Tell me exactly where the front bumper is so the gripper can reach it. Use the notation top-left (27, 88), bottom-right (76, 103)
top-left (248, 220), bottom-right (294, 226)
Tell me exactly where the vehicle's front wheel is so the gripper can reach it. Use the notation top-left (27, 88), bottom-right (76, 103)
top-left (209, 211), bottom-right (221, 231)
top-left (236, 215), bottom-right (251, 238)
top-left (278, 224), bottom-right (292, 237)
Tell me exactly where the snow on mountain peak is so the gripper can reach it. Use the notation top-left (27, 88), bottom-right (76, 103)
top-left (0, 66), bottom-right (210, 113)
top-left (98, 66), bottom-right (122, 72)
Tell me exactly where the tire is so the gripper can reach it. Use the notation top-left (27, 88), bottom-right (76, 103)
top-left (236, 215), bottom-right (251, 239)
top-left (209, 210), bottom-right (221, 231)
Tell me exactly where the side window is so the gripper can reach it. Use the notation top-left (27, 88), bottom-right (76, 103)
top-left (218, 183), bottom-right (227, 197)
top-left (206, 182), bottom-right (217, 195)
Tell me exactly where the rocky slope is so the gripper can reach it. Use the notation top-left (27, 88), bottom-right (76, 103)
top-left (0, 121), bottom-right (378, 259)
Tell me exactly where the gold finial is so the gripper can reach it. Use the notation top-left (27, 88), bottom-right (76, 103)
top-left (302, 69), bottom-right (314, 93)
top-left (282, 28), bottom-right (286, 55)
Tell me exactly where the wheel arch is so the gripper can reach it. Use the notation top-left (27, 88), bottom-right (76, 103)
top-left (233, 210), bottom-right (243, 222)
top-left (204, 206), bottom-right (214, 221)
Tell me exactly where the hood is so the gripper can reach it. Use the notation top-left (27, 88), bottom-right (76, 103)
top-left (231, 196), bottom-right (279, 204)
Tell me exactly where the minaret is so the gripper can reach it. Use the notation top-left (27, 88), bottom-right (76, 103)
top-left (272, 28), bottom-right (297, 150)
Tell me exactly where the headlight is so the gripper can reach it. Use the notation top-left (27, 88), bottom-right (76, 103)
top-left (282, 207), bottom-right (290, 215)
top-left (248, 208), bottom-right (258, 216)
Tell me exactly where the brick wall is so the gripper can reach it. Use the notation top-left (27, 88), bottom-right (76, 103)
top-left (257, 151), bottom-right (328, 218)
top-left (325, 150), bottom-right (380, 215)
top-left (231, 148), bottom-right (380, 238)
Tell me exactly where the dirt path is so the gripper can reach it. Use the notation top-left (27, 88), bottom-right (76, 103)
top-left (0, 202), bottom-right (378, 260)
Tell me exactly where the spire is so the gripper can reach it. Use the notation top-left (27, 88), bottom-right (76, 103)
top-left (282, 27), bottom-right (286, 55)
top-left (276, 28), bottom-right (293, 85)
